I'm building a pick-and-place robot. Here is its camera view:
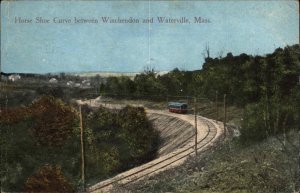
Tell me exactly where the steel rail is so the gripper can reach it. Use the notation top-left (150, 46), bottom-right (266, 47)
top-left (89, 117), bottom-right (219, 192)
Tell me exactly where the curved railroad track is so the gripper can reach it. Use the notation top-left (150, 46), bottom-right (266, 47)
top-left (147, 113), bottom-right (195, 156)
top-left (87, 108), bottom-right (223, 193)
top-left (121, 118), bottom-right (217, 187)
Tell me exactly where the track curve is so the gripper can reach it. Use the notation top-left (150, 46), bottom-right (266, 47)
top-left (85, 106), bottom-right (224, 193)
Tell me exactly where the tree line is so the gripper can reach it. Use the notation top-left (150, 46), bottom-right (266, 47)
top-left (0, 96), bottom-right (159, 192)
top-left (100, 44), bottom-right (300, 190)
top-left (100, 44), bottom-right (300, 142)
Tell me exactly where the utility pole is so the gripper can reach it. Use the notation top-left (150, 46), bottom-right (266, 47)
top-left (79, 105), bottom-right (85, 189)
top-left (194, 97), bottom-right (198, 155)
top-left (223, 94), bottom-right (227, 138)
top-left (298, 76), bottom-right (300, 191)
top-left (216, 90), bottom-right (218, 121)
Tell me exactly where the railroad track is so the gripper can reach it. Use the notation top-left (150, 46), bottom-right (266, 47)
top-left (148, 113), bottom-right (194, 156)
top-left (88, 114), bottom-right (221, 193)
top-left (121, 119), bottom-right (217, 186)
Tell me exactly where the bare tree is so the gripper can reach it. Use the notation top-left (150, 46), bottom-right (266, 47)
top-left (205, 42), bottom-right (210, 59)
top-left (217, 50), bottom-right (224, 59)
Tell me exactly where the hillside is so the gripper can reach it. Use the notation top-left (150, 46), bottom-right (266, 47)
top-left (114, 129), bottom-right (298, 193)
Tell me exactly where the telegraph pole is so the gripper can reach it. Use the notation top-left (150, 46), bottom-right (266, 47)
top-left (216, 90), bottom-right (218, 121)
top-left (79, 105), bottom-right (85, 189)
top-left (298, 76), bottom-right (300, 190)
top-left (223, 94), bottom-right (227, 138)
top-left (194, 97), bottom-right (198, 155)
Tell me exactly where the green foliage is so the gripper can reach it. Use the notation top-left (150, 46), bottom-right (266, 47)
top-left (87, 106), bottom-right (116, 132)
top-left (240, 103), bottom-right (268, 143)
top-left (0, 97), bottom-right (81, 191)
top-left (100, 68), bottom-right (197, 99)
top-left (117, 106), bottom-right (159, 162)
top-left (36, 86), bottom-right (64, 99)
top-left (0, 99), bottom-right (160, 192)
top-left (84, 107), bottom-right (121, 180)
top-left (134, 72), bottom-right (167, 97)
top-left (29, 96), bottom-right (79, 146)
top-left (240, 90), bottom-right (300, 143)
top-left (158, 68), bottom-right (194, 96)
top-left (99, 146), bottom-right (121, 174)
top-left (84, 106), bottom-right (159, 182)
top-left (99, 44), bottom-right (299, 144)
top-left (239, 45), bottom-right (300, 143)
top-left (102, 76), bottom-right (136, 97)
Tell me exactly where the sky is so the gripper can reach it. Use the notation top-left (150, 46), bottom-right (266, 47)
top-left (1, 0), bottom-right (299, 73)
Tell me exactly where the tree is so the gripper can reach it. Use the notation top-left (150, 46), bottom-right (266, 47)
top-left (36, 86), bottom-right (64, 99)
top-left (86, 107), bottom-right (118, 145)
top-left (104, 77), bottom-right (121, 96)
top-left (29, 96), bottom-right (78, 146)
top-left (117, 106), bottom-right (159, 163)
top-left (204, 42), bottom-right (210, 59)
top-left (118, 76), bottom-right (136, 97)
top-left (134, 72), bottom-right (166, 97)
top-left (240, 45), bottom-right (300, 143)
top-left (24, 164), bottom-right (74, 193)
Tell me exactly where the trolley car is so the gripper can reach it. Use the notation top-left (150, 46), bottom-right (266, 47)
top-left (168, 102), bottom-right (188, 114)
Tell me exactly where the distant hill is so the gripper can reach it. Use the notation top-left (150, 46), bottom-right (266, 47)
top-left (1, 71), bottom-right (170, 81)
top-left (72, 71), bottom-right (140, 78)
top-left (70, 71), bottom-right (169, 78)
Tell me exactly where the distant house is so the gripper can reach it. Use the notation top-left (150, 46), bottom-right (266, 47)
top-left (67, 80), bottom-right (91, 88)
top-left (74, 83), bottom-right (81, 87)
top-left (8, 74), bottom-right (21, 82)
top-left (49, 78), bottom-right (58, 83)
top-left (67, 81), bottom-right (75, 87)
top-left (81, 79), bottom-right (91, 87)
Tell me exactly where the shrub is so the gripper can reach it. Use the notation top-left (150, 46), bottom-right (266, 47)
top-left (24, 164), bottom-right (74, 193)
top-left (117, 106), bottom-right (159, 162)
top-left (240, 103), bottom-right (268, 143)
top-left (29, 96), bottom-right (79, 146)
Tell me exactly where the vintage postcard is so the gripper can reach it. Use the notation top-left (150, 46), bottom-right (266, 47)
top-left (1, 1), bottom-right (299, 192)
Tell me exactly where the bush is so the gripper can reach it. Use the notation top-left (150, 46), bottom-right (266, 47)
top-left (29, 96), bottom-right (79, 146)
top-left (0, 96), bottom-right (81, 191)
top-left (24, 164), bottom-right (74, 193)
top-left (1, 99), bottom-right (160, 191)
top-left (240, 103), bottom-right (268, 143)
top-left (240, 88), bottom-right (300, 144)
top-left (117, 106), bottom-right (159, 163)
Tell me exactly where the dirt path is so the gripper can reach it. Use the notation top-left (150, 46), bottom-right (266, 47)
top-left (77, 99), bottom-right (224, 193)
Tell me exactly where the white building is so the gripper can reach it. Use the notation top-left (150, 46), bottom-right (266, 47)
top-left (8, 74), bottom-right (21, 82)
top-left (81, 79), bottom-right (91, 87)
top-left (67, 81), bottom-right (75, 87)
top-left (74, 83), bottom-right (81, 87)
top-left (49, 78), bottom-right (58, 83)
